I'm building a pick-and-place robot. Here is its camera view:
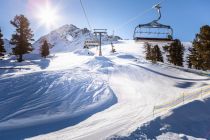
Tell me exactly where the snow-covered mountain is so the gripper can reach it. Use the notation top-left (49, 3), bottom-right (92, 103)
top-left (33, 24), bottom-right (121, 54)
top-left (3, 39), bottom-right (14, 54)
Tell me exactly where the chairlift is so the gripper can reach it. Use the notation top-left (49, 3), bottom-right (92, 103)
top-left (84, 39), bottom-right (99, 48)
top-left (84, 34), bottom-right (99, 49)
top-left (133, 4), bottom-right (174, 43)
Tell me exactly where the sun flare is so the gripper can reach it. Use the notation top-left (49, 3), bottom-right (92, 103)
top-left (36, 2), bottom-right (59, 29)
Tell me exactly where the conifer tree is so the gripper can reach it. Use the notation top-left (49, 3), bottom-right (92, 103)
top-left (0, 28), bottom-right (6, 58)
top-left (40, 40), bottom-right (50, 58)
top-left (150, 46), bottom-right (157, 63)
top-left (153, 45), bottom-right (163, 62)
top-left (144, 43), bottom-right (152, 60)
top-left (145, 43), bottom-right (163, 63)
top-left (187, 47), bottom-right (195, 68)
top-left (150, 45), bottom-right (163, 63)
top-left (188, 25), bottom-right (210, 70)
top-left (10, 15), bottom-right (34, 62)
top-left (165, 39), bottom-right (184, 66)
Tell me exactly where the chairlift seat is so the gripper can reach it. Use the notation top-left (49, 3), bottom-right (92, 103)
top-left (133, 4), bottom-right (174, 42)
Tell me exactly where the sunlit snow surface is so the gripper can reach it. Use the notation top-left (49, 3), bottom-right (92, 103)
top-left (0, 40), bottom-right (210, 140)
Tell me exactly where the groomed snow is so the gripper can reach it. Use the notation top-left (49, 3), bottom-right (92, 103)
top-left (0, 49), bottom-right (118, 139)
top-left (15, 40), bottom-right (209, 140)
top-left (113, 97), bottom-right (210, 140)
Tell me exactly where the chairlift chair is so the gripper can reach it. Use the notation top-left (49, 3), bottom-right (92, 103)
top-left (84, 35), bottom-right (100, 49)
top-left (134, 4), bottom-right (174, 43)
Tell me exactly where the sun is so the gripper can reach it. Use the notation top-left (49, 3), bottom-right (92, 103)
top-left (36, 2), bottom-right (59, 29)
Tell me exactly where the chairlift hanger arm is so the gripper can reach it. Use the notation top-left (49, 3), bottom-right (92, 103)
top-left (153, 4), bottom-right (162, 22)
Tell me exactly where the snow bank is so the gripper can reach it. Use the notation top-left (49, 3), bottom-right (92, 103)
top-left (86, 56), bottom-right (114, 70)
top-left (116, 53), bottom-right (137, 60)
top-left (157, 132), bottom-right (205, 140)
top-left (0, 69), bottom-right (117, 139)
top-left (73, 49), bottom-right (94, 56)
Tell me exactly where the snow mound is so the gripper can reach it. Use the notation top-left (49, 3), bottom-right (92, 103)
top-left (73, 49), bottom-right (94, 56)
top-left (116, 54), bottom-right (137, 60)
top-left (157, 132), bottom-right (205, 140)
top-left (86, 56), bottom-right (114, 70)
top-left (0, 69), bottom-right (117, 139)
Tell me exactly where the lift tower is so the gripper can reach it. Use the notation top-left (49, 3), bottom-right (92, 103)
top-left (94, 29), bottom-right (107, 56)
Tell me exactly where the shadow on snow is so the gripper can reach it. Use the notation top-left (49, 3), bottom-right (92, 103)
top-left (112, 97), bottom-right (210, 140)
top-left (0, 70), bottom-right (117, 140)
top-left (133, 64), bottom-right (210, 81)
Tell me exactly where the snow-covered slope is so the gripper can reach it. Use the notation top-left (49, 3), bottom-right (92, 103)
top-left (11, 40), bottom-right (207, 140)
top-left (113, 96), bottom-right (210, 140)
top-left (0, 52), bottom-right (117, 139)
top-left (33, 24), bottom-right (85, 53)
top-left (0, 39), bottom-right (209, 140)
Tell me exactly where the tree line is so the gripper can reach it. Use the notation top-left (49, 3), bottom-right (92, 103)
top-left (0, 15), bottom-right (50, 62)
top-left (144, 25), bottom-right (210, 71)
top-left (144, 39), bottom-right (184, 66)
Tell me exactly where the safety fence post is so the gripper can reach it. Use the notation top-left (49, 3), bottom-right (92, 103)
top-left (153, 106), bottom-right (155, 117)
top-left (200, 88), bottom-right (203, 99)
top-left (153, 86), bottom-right (210, 119)
top-left (183, 92), bottom-right (185, 105)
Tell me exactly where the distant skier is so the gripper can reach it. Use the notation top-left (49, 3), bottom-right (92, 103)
top-left (111, 42), bottom-right (116, 53)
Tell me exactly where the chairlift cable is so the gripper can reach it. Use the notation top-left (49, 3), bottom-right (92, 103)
top-left (113, 0), bottom-right (168, 33)
top-left (113, 7), bottom-right (152, 32)
top-left (79, 0), bottom-right (93, 31)
top-left (80, 0), bottom-right (99, 47)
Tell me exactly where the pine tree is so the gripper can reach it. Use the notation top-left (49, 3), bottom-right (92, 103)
top-left (188, 46), bottom-right (203, 69)
top-left (40, 40), bottom-right (50, 58)
top-left (187, 47), bottom-right (195, 68)
top-left (150, 46), bottom-right (156, 63)
top-left (188, 25), bottom-right (210, 70)
top-left (144, 43), bottom-right (152, 60)
top-left (0, 28), bottom-right (6, 58)
top-left (150, 45), bottom-right (163, 63)
top-left (10, 15), bottom-right (34, 62)
top-left (166, 39), bottom-right (184, 66)
top-left (153, 45), bottom-right (163, 62)
top-left (145, 43), bottom-right (163, 63)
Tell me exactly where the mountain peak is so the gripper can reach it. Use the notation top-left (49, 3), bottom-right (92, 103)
top-left (49, 24), bottom-right (79, 36)
top-left (32, 24), bottom-right (120, 54)
top-left (57, 24), bottom-right (79, 31)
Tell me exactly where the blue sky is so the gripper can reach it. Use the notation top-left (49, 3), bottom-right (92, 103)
top-left (0, 0), bottom-right (210, 41)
